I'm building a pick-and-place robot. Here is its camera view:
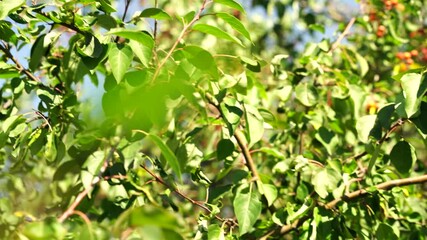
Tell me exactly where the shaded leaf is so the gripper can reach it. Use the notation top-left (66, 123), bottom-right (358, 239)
top-left (217, 138), bottom-right (235, 160)
top-left (390, 140), bottom-right (416, 174)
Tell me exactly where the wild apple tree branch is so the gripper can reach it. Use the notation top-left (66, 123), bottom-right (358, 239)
top-left (0, 41), bottom-right (41, 83)
top-left (140, 164), bottom-right (235, 225)
top-left (325, 174), bottom-right (427, 209)
top-left (275, 174), bottom-right (427, 236)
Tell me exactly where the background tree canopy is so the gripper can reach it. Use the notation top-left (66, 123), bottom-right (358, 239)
top-left (1, 0), bottom-right (427, 239)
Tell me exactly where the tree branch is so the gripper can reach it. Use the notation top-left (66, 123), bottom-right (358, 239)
top-left (58, 146), bottom-right (116, 223)
top-left (275, 174), bottom-right (427, 236)
top-left (325, 174), bottom-right (427, 209)
top-left (152, 0), bottom-right (212, 81)
top-left (0, 41), bottom-right (41, 83)
top-left (204, 92), bottom-right (260, 184)
top-left (328, 17), bottom-right (356, 53)
top-left (140, 164), bottom-right (235, 225)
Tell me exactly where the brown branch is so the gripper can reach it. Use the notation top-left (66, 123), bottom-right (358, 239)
top-left (58, 146), bottom-right (116, 223)
top-left (325, 174), bottom-right (427, 209)
top-left (328, 17), bottom-right (356, 53)
top-left (140, 164), bottom-right (233, 224)
top-left (234, 129), bottom-right (260, 181)
top-left (152, 0), bottom-right (212, 81)
top-left (273, 174), bottom-right (427, 236)
top-left (0, 41), bottom-right (41, 83)
top-left (204, 92), bottom-right (260, 184)
top-left (34, 11), bottom-right (87, 35)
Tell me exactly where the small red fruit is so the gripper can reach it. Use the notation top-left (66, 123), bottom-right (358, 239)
top-left (410, 50), bottom-right (418, 57)
top-left (403, 52), bottom-right (412, 59)
top-left (405, 58), bottom-right (414, 65)
top-left (396, 52), bottom-right (405, 60)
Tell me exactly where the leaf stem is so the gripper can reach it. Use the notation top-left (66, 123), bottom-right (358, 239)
top-left (152, 0), bottom-right (212, 81)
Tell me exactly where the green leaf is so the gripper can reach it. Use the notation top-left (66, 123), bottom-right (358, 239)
top-left (214, 0), bottom-right (245, 14)
top-left (182, 45), bottom-right (218, 79)
top-left (233, 184), bottom-right (261, 236)
top-left (261, 183), bottom-right (277, 206)
top-left (45, 131), bottom-right (57, 162)
top-left (398, 72), bottom-right (427, 118)
top-left (208, 224), bottom-right (225, 240)
top-left (375, 223), bottom-right (398, 240)
top-left (148, 134), bottom-right (182, 180)
top-left (76, 34), bottom-right (104, 58)
top-left (98, 0), bottom-right (116, 13)
top-left (295, 82), bottom-right (318, 107)
top-left (129, 206), bottom-right (180, 229)
top-left (411, 101), bottom-right (427, 136)
top-left (29, 34), bottom-right (49, 70)
top-left (220, 98), bottom-right (243, 136)
top-left (22, 218), bottom-right (67, 240)
top-left (140, 8), bottom-right (171, 20)
top-left (354, 51), bottom-right (369, 77)
top-left (369, 103), bottom-right (396, 140)
top-left (311, 166), bottom-right (341, 199)
top-left (192, 24), bottom-right (243, 47)
top-left (244, 104), bottom-right (264, 147)
top-left (0, 0), bottom-right (25, 20)
top-left (356, 115), bottom-right (376, 143)
top-left (217, 12), bottom-right (251, 42)
top-left (108, 44), bottom-right (133, 83)
top-left (217, 138), bottom-right (235, 160)
top-left (107, 29), bottom-right (154, 48)
top-left (129, 40), bottom-right (153, 67)
top-left (315, 127), bottom-right (339, 155)
top-left (390, 140), bottom-right (416, 174)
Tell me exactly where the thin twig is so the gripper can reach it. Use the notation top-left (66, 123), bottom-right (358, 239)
top-left (152, 0), bottom-right (212, 81)
top-left (140, 164), bottom-right (231, 224)
top-left (58, 146), bottom-right (116, 222)
top-left (328, 17), bottom-right (356, 53)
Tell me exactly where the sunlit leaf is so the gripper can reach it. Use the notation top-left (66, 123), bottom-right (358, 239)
top-left (0, 0), bottom-right (25, 20)
top-left (140, 8), bottom-right (171, 20)
top-left (217, 12), bottom-right (251, 42)
top-left (233, 184), bottom-right (261, 235)
top-left (148, 134), bottom-right (182, 180)
top-left (108, 44), bottom-right (133, 83)
top-left (192, 24), bottom-right (243, 47)
top-left (214, 0), bottom-right (245, 14)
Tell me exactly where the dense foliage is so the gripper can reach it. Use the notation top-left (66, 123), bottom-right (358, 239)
top-left (1, 0), bottom-right (427, 239)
